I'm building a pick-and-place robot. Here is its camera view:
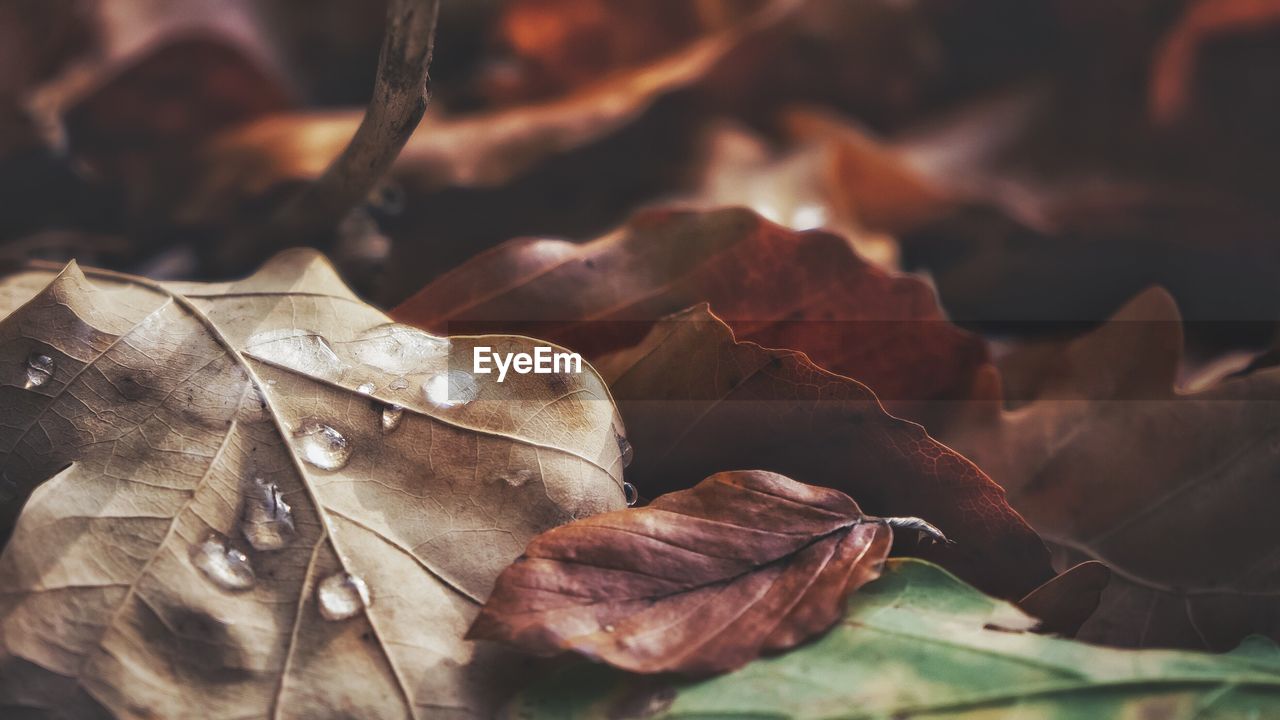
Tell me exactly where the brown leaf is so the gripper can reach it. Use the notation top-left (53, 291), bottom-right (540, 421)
top-left (592, 304), bottom-right (1051, 599)
top-left (1017, 561), bottom-right (1111, 637)
top-left (152, 5), bottom-right (796, 284)
top-left (941, 287), bottom-right (1280, 649)
top-left (394, 208), bottom-right (989, 422)
top-left (468, 470), bottom-right (893, 675)
top-left (0, 250), bottom-right (627, 717)
top-left (185, 0), bottom-right (799, 210)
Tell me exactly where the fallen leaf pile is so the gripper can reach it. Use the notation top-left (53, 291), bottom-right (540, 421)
top-left (3, 0), bottom-right (1280, 718)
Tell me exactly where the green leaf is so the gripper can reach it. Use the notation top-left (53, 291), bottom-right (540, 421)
top-left (505, 560), bottom-right (1280, 719)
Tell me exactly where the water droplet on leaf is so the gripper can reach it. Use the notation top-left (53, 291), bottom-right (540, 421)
top-left (353, 324), bottom-right (449, 375)
top-left (191, 537), bottom-right (255, 591)
top-left (388, 377), bottom-right (409, 391)
top-left (24, 352), bottom-right (54, 389)
top-left (624, 482), bottom-right (639, 507)
top-left (616, 432), bottom-right (634, 468)
top-left (317, 572), bottom-right (371, 621)
top-left (422, 370), bottom-right (478, 409)
top-left (293, 420), bottom-right (352, 470)
top-left (355, 382), bottom-right (375, 395)
top-left (246, 329), bottom-right (345, 381)
top-left (381, 404), bottom-right (404, 433)
top-left (241, 478), bottom-right (295, 551)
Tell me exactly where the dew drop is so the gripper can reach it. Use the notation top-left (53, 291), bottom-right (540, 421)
top-left (191, 537), bottom-right (255, 591)
top-left (380, 404), bottom-right (404, 433)
top-left (624, 482), bottom-right (639, 507)
top-left (241, 478), bottom-right (295, 551)
top-left (388, 377), bottom-right (409, 391)
top-left (24, 352), bottom-right (54, 389)
top-left (317, 572), bottom-right (371, 621)
top-left (293, 420), bottom-right (352, 470)
top-left (422, 370), bottom-right (479, 409)
top-left (354, 324), bottom-right (449, 375)
top-left (355, 382), bottom-right (375, 395)
top-left (604, 624), bottom-right (616, 633)
top-left (246, 329), bottom-right (345, 381)
top-left (616, 432), bottom-right (634, 468)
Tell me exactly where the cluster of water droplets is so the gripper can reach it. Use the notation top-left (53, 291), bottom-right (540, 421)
top-left (191, 476), bottom-right (372, 621)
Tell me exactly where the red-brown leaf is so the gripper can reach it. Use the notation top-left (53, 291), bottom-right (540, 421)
top-left (594, 304), bottom-right (1052, 599)
top-left (467, 470), bottom-right (893, 675)
top-left (393, 208), bottom-right (988, 420)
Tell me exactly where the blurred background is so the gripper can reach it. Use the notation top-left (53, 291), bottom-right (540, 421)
top-left (2, 0), bottom-right (1279, 354)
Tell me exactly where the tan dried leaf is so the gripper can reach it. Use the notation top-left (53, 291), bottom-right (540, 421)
top-left (0, 250), bottom-right (627, 718)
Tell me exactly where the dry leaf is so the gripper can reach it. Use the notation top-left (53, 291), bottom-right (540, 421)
top-left (394, 208), bottom-right (989, 423)
top-left (1017, 560), bottom-right (1111, 637)
top-left (181, 0), bottom-right (801, 219)
top-left (468, 470), bottom-right (893, 675)
top-left (592, 304), bottom-right (1051, 599)
top-left (0, 249), bottom-right (627, 717)
top-left (483, 0), bottom-right (766, 103)
top-left (941, 287), bottom-right (1280, 649)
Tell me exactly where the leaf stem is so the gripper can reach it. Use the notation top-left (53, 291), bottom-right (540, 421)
top-left (880, 516), bottom-right (952, 545)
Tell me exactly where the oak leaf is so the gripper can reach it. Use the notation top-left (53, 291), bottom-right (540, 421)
top-left (0, 250), bottom-right (627, 718)
top-left (592, 304), bottom-right (1051, 599)
top-left (941, 287), bottom-right (1280, 649)
top-left (468, 470), bottom-right (894, 675)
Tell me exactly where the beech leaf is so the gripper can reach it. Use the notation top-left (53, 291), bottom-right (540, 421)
top-left (507, 559), bottom-right (1280, 719)
top-left (468, 470), bottom-right (894, 675)
top-left (0, 250), bottom-right (627, 718)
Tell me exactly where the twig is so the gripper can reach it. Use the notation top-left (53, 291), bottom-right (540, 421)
top-left (265, 0), bottom-right (441, 242)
